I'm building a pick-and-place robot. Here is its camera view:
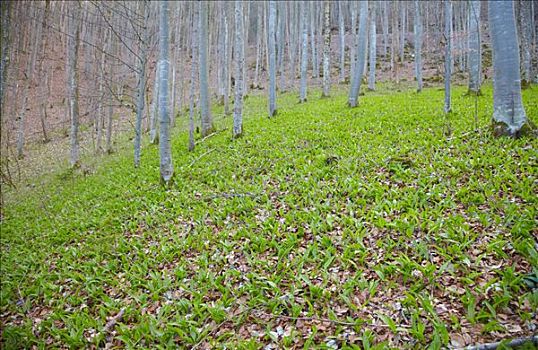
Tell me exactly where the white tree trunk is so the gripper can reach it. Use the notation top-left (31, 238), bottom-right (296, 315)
top-left (233, 0), bottom-right (244, 138)
top-left (444, 0), bottom-right (452, 114)
top-left (468, 0), bottom-right (481, 93)
top-left (338, 1), bottom-right (345, 83)
top-left (199, 1), bottom-right (213, 137)
top-left (489, 0), bottom-right (528, 136)
top-left (414, 0), bottom-right (423, 92)
top-left (134, 0), bottom-right (148, 168)
top-left (348, 0), bottom-right (368, 107)
top-left (299, 1), bottom-right (309, 103)
top-left (268, 0), bottom-right (277, 116)
top-left (519, 0), bottom-right (532, 84)
top-left (322, 0), bottom-right (331, 97)
top-left (368, 2), bottom-right (377, 91)
top-left (67, 1), bottom-right (81, 167)
top-left (159, 1), bottom-right (173, 184)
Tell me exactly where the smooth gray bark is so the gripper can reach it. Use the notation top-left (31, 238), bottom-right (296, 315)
top-left (444, 0), bottom-right (452, 114)
top-left (368, 2), bottom-right (377, 91)
top-left (310, 1), bottom-right (319, 79)
top-left (350, 3), bottom-right (357, 78)
top-left (322, 0), bottom-right (331, 97)
top-left (489, 0), bottom-right (528, 136)
top-left (348, 1), bottom-right (368, 107)
top-left (199, 1), bottom-right (213, 136)
top-left (414, 0), bottom-right (423, 92)
top-left (519, 0), bottom-right (532, 84)
top-left (68, 1), bottom-right (81, 167)
top-left (188, 3), bottom-right (198, 152)
top-left (299, 1), bottom-right (309, 103)
top-left (159, 1), bottom-right (173, 184)
top-left (233, 0), bottom-right (244, 137)
top-left (150, 61), bottom-right (160, 144)
top-left (338, 1), bottom-right (345, 83)
top-left (382, 1), bottom-right (389, 57)
top-left (134, 0), bottom-right (148, 168)
top-left (268, 0), bottom-right (277, 116)
top-left (468, 0), bottom-right (481, 93)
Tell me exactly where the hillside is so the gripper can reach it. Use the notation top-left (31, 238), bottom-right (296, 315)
top-left (2, 85), bottom-right (537, 349)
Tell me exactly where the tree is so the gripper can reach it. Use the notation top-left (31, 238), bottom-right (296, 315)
top-left (299, 1), bottom-right (308, 103)
top-left (444, 0), bottom-right (452, 114)
top-left (414, 0), bottom-right (423, 92)
top-left (368, 2), bottom-right (377, 91)
top-left (321, 0), bottom-right (331, 97)
top-left (199, 1), bottom-right (213, 137)
top-left (188, 2), bottom-right (198, 152)
top-left (489, 0), bottom-right (530, 137)
top-left (134, 0), bottom-right (149, 167)
top-left (348, 0), bottom-right (368, 108)
top-left (467, 0), bottom-right (481, 94)
top-left (67, 1), bottom-right (81, 167)
top-left (519, 0), bottom-right (532, 85)
top-left (268, 0), bottom-right (277, 117)
top-left (159, 1), bottom-right (173, 183)
top-left (233, 0), bottom-right (244, 138)
top-left (338, 1), bottom-right (345, 83)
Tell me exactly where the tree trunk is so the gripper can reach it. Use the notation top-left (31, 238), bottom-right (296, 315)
top-left (348, 1), bottom-right (368, 107)
top-left (299, 1), bottom-right (309, 103)
top-left (199, 1), bottom-right (213, 137)
top-left (134, 0), bottom-right (148, 168)
top-left (444, 0), bottom-right (452, 114)
top-left (310, 1), bottom-right (319, 79)
top-left (322, 0), bottom-right (331, 97)
top-left (188, 2), bottom-right (198, 152)
top-left (467, 0), bottom-right (481, 94)
top-left (233, 0), bottom-right (244, 138)
top-left (268, 0), bottom-right (277, 116)
top-left (489, 0), bottom-right (529, 137)
top-left (68, 1), bottom-right (81, 167)
top-left (414, 0), bottom-right (423, 92)
top-left (368, 2), bottom-right (377, 91)
top-left (519, 0), bottom-right (532, 85)
top-left (338, 1), bottom-right (345, 83)
top-left (159, 1), bottom-right (173, 184)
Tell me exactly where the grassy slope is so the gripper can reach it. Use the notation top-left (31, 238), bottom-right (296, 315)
top-left (1, 85), bottom-right (537, 349)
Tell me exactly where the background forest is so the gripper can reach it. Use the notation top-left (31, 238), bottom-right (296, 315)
top-left (1, 0), bottom-right (537, 349)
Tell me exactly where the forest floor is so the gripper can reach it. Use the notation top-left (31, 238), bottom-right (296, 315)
top-left (1, 84), bottom-right (537, 349)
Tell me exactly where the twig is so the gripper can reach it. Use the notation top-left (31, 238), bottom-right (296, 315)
top-left (461, 335), bottom-right (538, 350)
top-left (446, 127), bottom-right (485, 142)
top-left (185, 149), bottom-right (215, 169)
top-left (195, 128), bottom-right (227, 145)
top-left (102, 308), bottom-right (125, 335)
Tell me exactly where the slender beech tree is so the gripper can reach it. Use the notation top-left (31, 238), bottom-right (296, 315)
top-left (188, 3), bottom-right (198, 152)
top-left (299, 1), bottom-right (309, 103)
top-left (199, 1), bottom-right (213, 136)
top-left (444, 0), bottom-right (452, 114)
top-left (150, 61), bottom-right (160, 144)
top-left (159, 1), bottom-right (173, 183)
top-left (414, 0), bottom-right (423, 92)
top-left (233, 0), bottom-right (244, 137)
top-left (348, 1), bottom-right (368, 107)
top-left (489, 0), bottom-right (530, 137)
top-left (310, 1), bottom-right (319, 79)
top-left (321, 0), bottom-right (331, 97)
top-left (134, 0), bottom-right (149, 167)
top-left (519, 0), bottom-right (532, 85)
top-left (368, 2), bottom-right (377, 91)
top-left (338, 1), bottom-right (345, 83)
top-left (468, 0), bottom-right (481, 94)
top-left (68, 1), bottom-right (81, 167)
top-left (268, 0), bottom-right (277, 117)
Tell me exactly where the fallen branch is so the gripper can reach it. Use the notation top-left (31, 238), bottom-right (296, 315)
top-left (102, 308), bottom-right (125, 335)
top-left (185, 149), bottom-right (215, 169)
top-left (446, 127), bottom-right (486, 142)
top-left (461, 335), bottom-right (538, 350)
top-left (195, 128), bottom-right (228, 145)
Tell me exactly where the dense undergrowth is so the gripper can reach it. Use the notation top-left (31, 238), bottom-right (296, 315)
top-left (1, 84), bottom-right (537, 349)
